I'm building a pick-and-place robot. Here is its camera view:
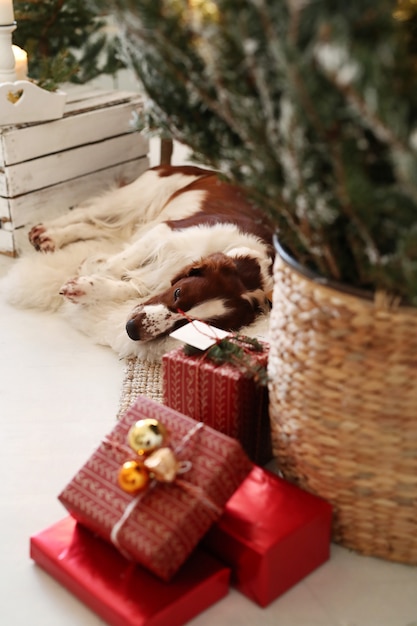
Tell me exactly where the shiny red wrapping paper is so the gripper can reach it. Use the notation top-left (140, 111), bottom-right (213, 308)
top-left (58, 395), bottom-right (252, 581)
top-left (204, 466), bottom-right (333, 607)
top-left (162, 345), bottom-right (272, 465)
top-left (30, 516), bottom-right (230, 626)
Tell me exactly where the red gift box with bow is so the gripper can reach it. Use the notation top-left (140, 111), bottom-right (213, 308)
top-left (58, 395), bottom-right (252, 581)
top-left (162, 342), bottom-right (272, 465)
top-left (30, 516), bottom-right (231, 626)
top-left (204, 466), bottom-right (333, 607)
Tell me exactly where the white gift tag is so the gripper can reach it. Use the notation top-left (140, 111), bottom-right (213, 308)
top-left (169, 321), bottom-right (230, 351)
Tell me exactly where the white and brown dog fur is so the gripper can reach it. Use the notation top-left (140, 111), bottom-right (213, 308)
top-left (2, 165), bottom-right (274, 359)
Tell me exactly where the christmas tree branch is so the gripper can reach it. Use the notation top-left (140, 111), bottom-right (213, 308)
top-left (330, 73), bottom-right (407, 152)
top-left (132, 25), bottom-right (256, 148)
top-left (328, 139), bottom-right (382, 282)
top-left (39, 0), bottom-right (66, 57)
top-left (321, 63), bottom-right (417, 203)
top-left (109, 0), bottom-right (417, 302)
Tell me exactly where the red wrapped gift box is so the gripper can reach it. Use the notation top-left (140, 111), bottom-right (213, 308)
top-left (58, 395), bottom-right (252, 581)
top-left (204, 466), bottom-right (332, 607)
top-left (30, 516), bottom-right (231, 626)
top-left (162, 344), bottom-right (272, 465)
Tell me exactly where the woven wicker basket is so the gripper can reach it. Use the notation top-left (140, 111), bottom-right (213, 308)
top-left (268, 245), bottom-right (417, 564)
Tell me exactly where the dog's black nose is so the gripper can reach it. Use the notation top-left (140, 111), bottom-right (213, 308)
top-left (126, 318), bottom-right (140, 341)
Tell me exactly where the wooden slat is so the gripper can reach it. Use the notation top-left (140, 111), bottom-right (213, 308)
top-left (63, 90), bottom-right (141, 115)
top-left (61, 84), bottom-right (136, 103)
top-left (0, 97), bottom-right (144, 167)
top-left (0, 133), bottom-right (149, 197)
top-left (0, 86), bottom-right (150, 256)
top-left (0, 227), bottom-right (13, 255)
top-left (0, 157), bottom-right (149, 229)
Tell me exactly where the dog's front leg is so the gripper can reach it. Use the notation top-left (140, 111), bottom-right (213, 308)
top-left (29, 222), bottom-right (114, 252)
top-left (59, 223), bottom-right (177, 305)
top-left (59, 274), bottom-right (140, 304)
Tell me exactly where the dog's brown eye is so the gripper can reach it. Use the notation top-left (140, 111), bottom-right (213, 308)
top-left (174, 288), bottom-right (181, 301)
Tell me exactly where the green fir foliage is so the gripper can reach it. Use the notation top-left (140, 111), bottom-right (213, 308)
top-left (13, 0), bottom-right (125, 90)
top-left (183, 333), bottom-right (268, 386)
top-left (94, 0), bottom-right (417, 304)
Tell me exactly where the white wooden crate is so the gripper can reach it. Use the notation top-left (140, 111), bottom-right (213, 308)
top-left (0, 85), bottom-right (149, 256)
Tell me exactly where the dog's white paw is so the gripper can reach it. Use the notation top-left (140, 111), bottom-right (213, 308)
top-left (59, 276), bottom-right (106, 304)
top-left (59, 275), bottom-right (136, 304)
top-left (59, 277), bottom-right (94, 303)
top-left (28, 224), bottom-right (56, 252)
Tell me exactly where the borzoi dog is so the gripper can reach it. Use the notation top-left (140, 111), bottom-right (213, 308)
top-left (2, 165), bottom-right (274, 359)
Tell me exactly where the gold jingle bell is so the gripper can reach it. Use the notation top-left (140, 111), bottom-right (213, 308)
top-left (127, 418), bottom-right (168, 456)
top-left (118, 460), bottom-right (150, 494)
top-left (144, 447), bottom-right (179, 483)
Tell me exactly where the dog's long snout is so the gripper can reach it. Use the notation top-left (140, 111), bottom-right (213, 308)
top-left (126, 303), bottom-right (185, 342)
top-left (126, 315), bottom-right (142, 341)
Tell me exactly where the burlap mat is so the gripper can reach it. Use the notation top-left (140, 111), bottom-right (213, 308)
top-left (117, 358), bottom-right (163, 419)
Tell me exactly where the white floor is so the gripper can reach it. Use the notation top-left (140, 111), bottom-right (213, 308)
top-left (0, 142), bottom-right (416, 626)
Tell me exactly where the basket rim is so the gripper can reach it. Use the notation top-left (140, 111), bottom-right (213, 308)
top-left (273, 233), bottom-right (417, 314)
top-left (273, 235), bottom-right (376, 302)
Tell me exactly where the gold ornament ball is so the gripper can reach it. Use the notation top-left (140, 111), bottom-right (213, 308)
top-left (127, 418), bottom-right (168, 455)
top-left (118, 460), bottom-right (150, 494)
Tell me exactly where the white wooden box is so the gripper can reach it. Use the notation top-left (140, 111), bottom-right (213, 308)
top-left (0, 85), bottom-right (149, 256)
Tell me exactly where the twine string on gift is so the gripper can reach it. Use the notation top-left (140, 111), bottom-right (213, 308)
top-left (173, 477), bottom-right (222, 516)
top-left (173, 420), bottom-right (203, 455)
top-left (102, 437), bottom-right (134, 458)
top-left (108, 420), bottom-right (221, 558)
top-left (110, 483), bottom-right (154, 559)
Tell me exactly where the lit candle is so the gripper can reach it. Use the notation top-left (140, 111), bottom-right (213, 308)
top-left (12, 45), bottom-right (27, 79)
top-left (0, 0), bottom-right (14, 25)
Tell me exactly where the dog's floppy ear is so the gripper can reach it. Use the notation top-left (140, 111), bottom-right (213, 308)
top-left (170, 254), bottom-right (236, 286)
top-left (187, 266), bottom-right (204, 277)
top-left (170, 262), bottom-right (204, 285)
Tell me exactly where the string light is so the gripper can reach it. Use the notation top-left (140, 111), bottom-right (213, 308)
top-left (393, 0), bottom-right (417, 21)
top-left (188, 0), bottom-right (219, 21)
